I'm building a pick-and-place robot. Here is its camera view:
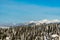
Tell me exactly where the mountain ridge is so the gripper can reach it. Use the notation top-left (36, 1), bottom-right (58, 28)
top-left (0, 19), bottom-right (60, 27)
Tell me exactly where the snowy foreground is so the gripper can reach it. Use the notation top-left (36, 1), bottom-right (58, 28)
top-left (0, 20), bottom-right (60, 40)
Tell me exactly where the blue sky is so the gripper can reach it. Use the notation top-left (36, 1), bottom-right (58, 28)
top-left (0, 0), bottom-right (60, 23)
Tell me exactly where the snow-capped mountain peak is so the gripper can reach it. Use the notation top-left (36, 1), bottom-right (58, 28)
top-left (28, 19), bottom-right (60, 25)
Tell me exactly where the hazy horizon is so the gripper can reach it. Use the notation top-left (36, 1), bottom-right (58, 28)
top-left (0, 0), bottom-right (60, 23)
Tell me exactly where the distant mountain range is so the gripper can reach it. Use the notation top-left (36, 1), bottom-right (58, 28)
top-left (27, 19), bottom-right (60, 25)
top-left (0, 19), bottom-right (60, 27)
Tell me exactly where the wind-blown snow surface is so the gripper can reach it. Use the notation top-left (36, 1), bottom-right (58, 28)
top-left (28, 19), bottom-right (60, 25)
